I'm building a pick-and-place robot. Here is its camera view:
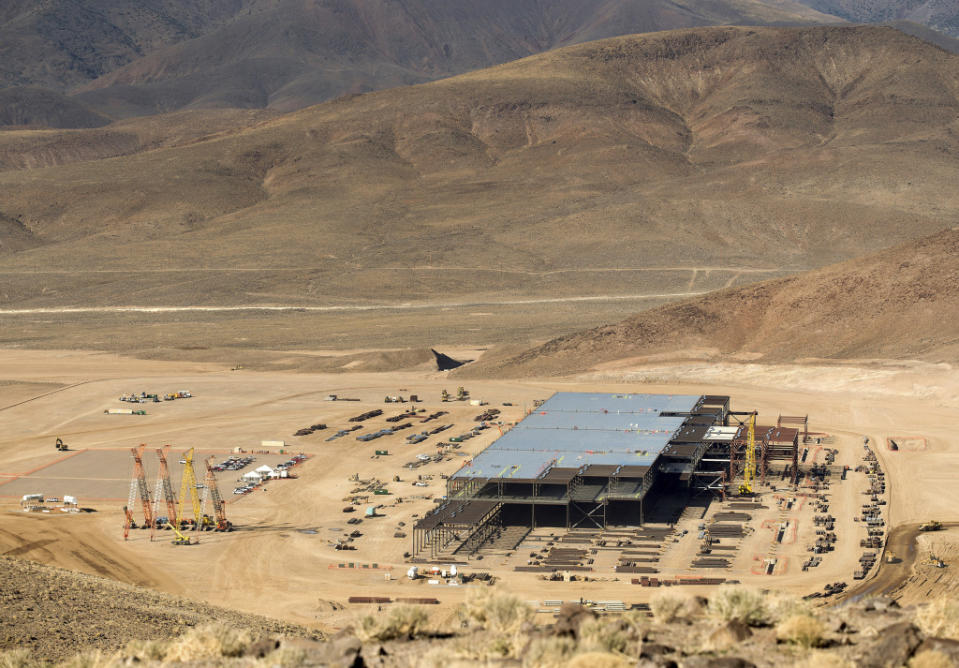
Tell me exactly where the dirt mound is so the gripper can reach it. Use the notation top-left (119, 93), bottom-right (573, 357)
top-left (0, 555), bottom-right (321, 662)
top-left (464, 228), bottom-right (959, 376)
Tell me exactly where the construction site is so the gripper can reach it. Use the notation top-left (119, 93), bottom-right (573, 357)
top-left (1, 351), bottom-right (935, 626)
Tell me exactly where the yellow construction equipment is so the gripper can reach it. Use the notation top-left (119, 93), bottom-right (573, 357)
top-left (456, 386), bottom-right (469, 401)
top-left (922, 553), bottom-right (947, 568)
top-left (441, 389), bottom-right (450, 402)
top-left (739, 413), bottom-right (757, 495)
top-left (175, 448), bottom-right (202, 539)
top-left (919, 520), bottom-right (943, 532)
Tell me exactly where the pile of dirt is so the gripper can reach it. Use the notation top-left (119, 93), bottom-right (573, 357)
top-left (0, 555), bottom-right (322, 663)
top-left (464, 227), bottom-right (959, 377)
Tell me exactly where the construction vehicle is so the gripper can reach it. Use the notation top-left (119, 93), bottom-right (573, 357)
top-left (885, 552), bottom-right (899, 564)
top-left (55, 437), bottom-right (68, 452)
top-left (922, 553), bottom-right (947, 568)
top-left (456, 387), bottom-right (469, 401)
top-left (200, 457), bottom-right (233, 531)
top-left (738, 413), bottom-right (757, 496)
top-left (919, 520), bottom-right (943, 532)
top-left (441, 389), bottom-right (451, 402)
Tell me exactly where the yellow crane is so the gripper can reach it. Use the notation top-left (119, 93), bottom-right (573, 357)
top-left (739, 413), bottom-right (757, 495)
top-left (175, 448), bottom-right (202, 542)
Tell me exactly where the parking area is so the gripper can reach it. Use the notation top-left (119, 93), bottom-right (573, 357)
top-left (0, 448), bottom-right (304, 503)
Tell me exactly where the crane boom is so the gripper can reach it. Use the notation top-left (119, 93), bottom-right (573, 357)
top-left (177, 448), bottom-right (202, 530)
top-left (205, 457), bottom-right (232, 531)
top-left (156, 446), bottom-right (178, 522)
top-left (739, 413), bottom-right (757, 495)
top-left (132, 445), bottom-right (154, 533)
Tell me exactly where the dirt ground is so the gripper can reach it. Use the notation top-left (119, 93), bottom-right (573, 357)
top-left (1, 349), bottom-right (957, 630)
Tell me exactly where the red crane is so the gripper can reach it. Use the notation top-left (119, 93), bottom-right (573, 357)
top-left (204, 457), bottom-right (232, 531)
top-left (123, 445), bottom-right (153, 539)
top-left (156, 446), bottom-right (178, 527)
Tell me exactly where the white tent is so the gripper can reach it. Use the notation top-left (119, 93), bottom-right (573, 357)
top-left (242, 471), bottom-right (262, 482)
top-left (255, 465), bottom-right (274, 475)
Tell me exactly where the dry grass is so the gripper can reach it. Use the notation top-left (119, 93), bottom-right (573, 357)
top-left (355, 605), bottom-right (431, 642)
top-left (775, 614), bottom-right (826, 648)
top-left (565, 652), bottom-right (633, 668)
top-left (792, 653), bottom-right (856, 668)
top-left (909, 650), bottom-right (956, 668)
top-left (916, 598), bottom-right (959, 640)
top-left (649, 590), bottom-right (697, 623)
top-left (0, 651), bottom-right (40, 668)
top-left (461, 588), bottom-right (533, 636)
top-left (707, 586), bottom-right (770, 626)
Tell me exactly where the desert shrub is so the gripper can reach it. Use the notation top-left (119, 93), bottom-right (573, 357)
top-left (521, 636), bottom-right (577, 668)
top-left (158, 624), bottom-right (253, 661)
top-left (707, 586), bottom-right (769, 626)
top-left (356, 605), bottom-right (430, 642)
top-left (0, 650), bottom-right (41, 668)
top-left (576, 617), bottom-right (642, 655)
top-left (461, 587), bottom-right (533, 635)
top-left (56, 651), bottom-right (116, 668)
top-left (776, 613), bottom-right (825, 648)
top-left (259, 645), bottom-right (307, 667)
top-left (916, 598), bottom-right (959, 640)
top-left (649, 590), bottom-right (696, 623)
top-left (566, 652), bottom-right (632, 668)
top-left (766, 592), bottom-right (810, 623)
top-left (909, 650), bottom-right (955, 668)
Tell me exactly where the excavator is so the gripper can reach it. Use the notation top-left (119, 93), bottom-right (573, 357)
top-left (922, 553), bottom-right (947, 569)
top-left (55, 437), bottom-right (68, 452)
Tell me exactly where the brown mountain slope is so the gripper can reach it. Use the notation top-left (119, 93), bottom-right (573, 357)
top-left (71, 0), bottom-right (839, 118)
top-left (0, 555), bottom-right (320, 662)
top-left (461, 227), bottom-right (959, 377)
top-left (1, 25), bottom-right (958, 317)
top-left (796, 0), bottom-right (959, 37)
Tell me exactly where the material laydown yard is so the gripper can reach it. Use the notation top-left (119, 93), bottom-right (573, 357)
top-left (1, 349), bottom-right (958, 628)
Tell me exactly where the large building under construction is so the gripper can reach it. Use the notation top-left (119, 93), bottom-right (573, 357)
top-left (412, 392), bottom-right (804, 559)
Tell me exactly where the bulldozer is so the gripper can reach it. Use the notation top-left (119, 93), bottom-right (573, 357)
top-left (919, 520), bottom-right (943, 532)
top-left (922, 553), bottom-right (947, 568)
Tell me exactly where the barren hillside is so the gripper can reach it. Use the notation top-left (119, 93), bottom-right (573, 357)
top-left (0, 555), bottom-right (320, 662)
top-left (463, 227), bottom-right (959, 377)
top-left (797, 0), bottom-right (959, 36)
top-left (0, 26), bottom-right (958, 325)
top-left (0, 0), bottom-right (839, 124)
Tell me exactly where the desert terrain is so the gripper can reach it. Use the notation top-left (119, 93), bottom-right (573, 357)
top-left (2, 346), bottom-right (956, 640)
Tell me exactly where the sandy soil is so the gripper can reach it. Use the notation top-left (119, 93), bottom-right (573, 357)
top-left (1, 349), bottom-right (956, 630)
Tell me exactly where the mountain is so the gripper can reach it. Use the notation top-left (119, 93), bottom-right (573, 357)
top-left (463, 227), bottom-right (959, 377)
top-left (795, 0), bottom-right (959, 37)
top-left (0, 0), bottom-right (841, 124)
top-left (2, 25), bottom-right (958, 313)
top-left (70, 0), bottom-right (840, 118)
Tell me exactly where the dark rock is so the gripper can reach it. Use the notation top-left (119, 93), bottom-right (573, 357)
top-left (246, 638), bottom-right (279, 657)
top-left (706, 620), bottom-right (752, 651)
top-left (642, 643), bottom-right (675, 658)
top-left (856, 621), bottom-right (922, 668)
top-left (553, 603), bottom-right (596, 637)
top-left (681, 657), bottom-right (756, 668)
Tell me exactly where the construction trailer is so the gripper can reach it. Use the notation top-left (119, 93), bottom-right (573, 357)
top-left (412, 392), bottom-right (801, 560)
